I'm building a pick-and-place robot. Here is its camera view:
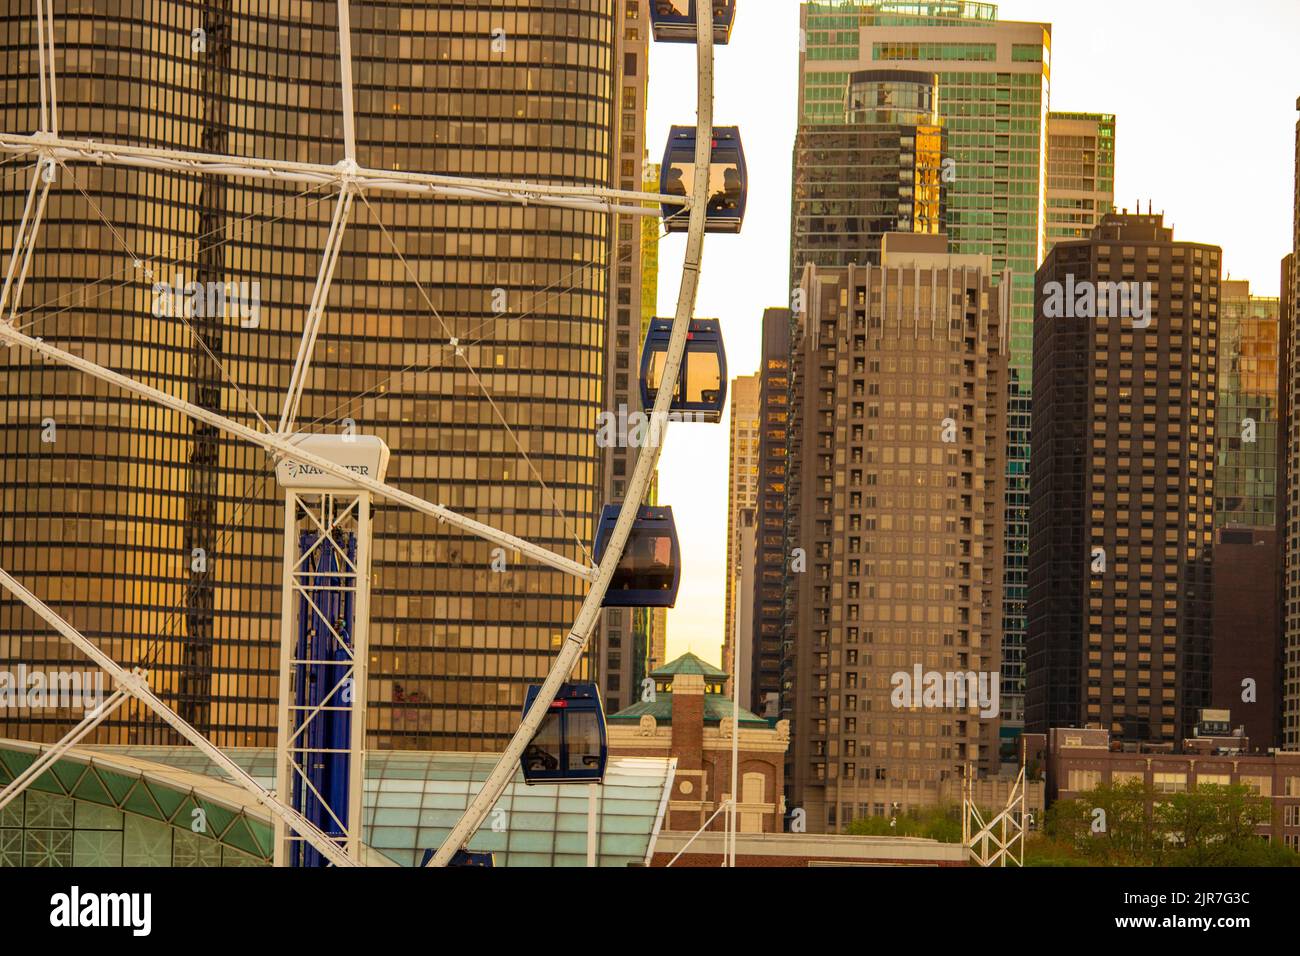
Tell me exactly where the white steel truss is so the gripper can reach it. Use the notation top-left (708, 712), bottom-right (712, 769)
top-left (278, 185), bottom-right (356, 435)
top-left (273, 490), bottom-right (374, 866)
top-left (964, 767), bottom-right (1028, 867)
top-left (0, 132), bottom-right (684, 219)
top-left (0, 324), bottom-right (594, 582)
top-left (0, 0), bottom-right (712, 870)
top-left (0, 564), bottom-right (357, 868)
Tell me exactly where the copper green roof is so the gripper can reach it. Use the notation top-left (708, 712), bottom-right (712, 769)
top-left (649, 651), bottom-right (729, 681)
top-left (609, 693), bottom-right (768, 728)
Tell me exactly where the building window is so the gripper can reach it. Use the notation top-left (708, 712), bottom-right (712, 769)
top-left (1153, 772), bottom-right (1187, 794)
top-left (1240, 776), bottom-right (1271, 796)
top-left (1067, 769), bottom-right (1101, 792)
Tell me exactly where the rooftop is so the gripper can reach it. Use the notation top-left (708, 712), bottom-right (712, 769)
top-left (0, 739), bottom-right (676, 867)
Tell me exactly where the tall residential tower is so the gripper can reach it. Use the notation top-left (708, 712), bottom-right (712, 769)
top-left (786, 234), bottom-right (1009, 831)
top-left (1028, 212), bottom-right (1220, 744)
top-left (1045, 112), bottom-right (1116, 250)
top-left (723, 374), bottom-right (761, 682)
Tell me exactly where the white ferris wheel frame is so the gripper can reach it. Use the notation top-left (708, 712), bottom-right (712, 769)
top-left (0, 0), bottom-right (719, 869)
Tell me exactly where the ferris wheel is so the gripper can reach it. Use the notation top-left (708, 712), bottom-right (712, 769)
top-left (0, 0), bottom-right (745, 868)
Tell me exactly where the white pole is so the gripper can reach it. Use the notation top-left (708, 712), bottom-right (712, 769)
top-left (4, 171), bottom-right (53, 322)
top-left (43, 0), bottom-right (58, 137)
top-left (586, 786), bottom-right (598, 867)
top-left (336, 0), bottom-right (357, 162)
top-left (273, 491), bottom-right (298, 867)
top-left (33, 0), bottom-right (48, 133)
top-left (665, 799), bottom-right (732, 867)
top-left (0, 162), bottom-right (43, 319)
top-left (347, 491), bottom-right (373, 861)
top-left (427, 2), bottom-right (717, 867)
top-left (277, 187), bottom-right (355, 434)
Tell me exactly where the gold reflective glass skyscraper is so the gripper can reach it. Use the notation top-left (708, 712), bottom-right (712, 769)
top-left (0, 1), bottom-right (617, 750)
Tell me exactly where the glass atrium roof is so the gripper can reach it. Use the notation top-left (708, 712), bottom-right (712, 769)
top-left (1, 740), bottom-right (675, 868)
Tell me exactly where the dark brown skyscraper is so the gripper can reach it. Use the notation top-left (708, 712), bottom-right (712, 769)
top-left (1027, 212), bottom-right (1220, 744)
top-left (749, 308), bottom-right (792, 717)
top-left (1286, 95), bottom-right (1300, 749)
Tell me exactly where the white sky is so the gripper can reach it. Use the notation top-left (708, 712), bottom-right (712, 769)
top-left (647, 0), bottom-right (1300, 666)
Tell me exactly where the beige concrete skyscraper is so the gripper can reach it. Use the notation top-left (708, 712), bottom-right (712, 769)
top-left (785, 234), bottom-right (1009, 832)
top-left (722, 374), bottom-right (760, 687)
top-left (1046, 112), bottom-right (1116, 250)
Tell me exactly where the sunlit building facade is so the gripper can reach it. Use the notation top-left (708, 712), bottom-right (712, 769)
top-left (0, 1), bottom-right (618, 750)
top-left (723, 373), bottom-right (760, 684)
top-left (1215, 281), bottom-right (1281, 528)
top-left (790, 69), bottom-right (947, 284)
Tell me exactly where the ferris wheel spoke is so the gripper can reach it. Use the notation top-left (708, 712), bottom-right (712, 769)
top-left (0, 132), bottom-right (689, 218)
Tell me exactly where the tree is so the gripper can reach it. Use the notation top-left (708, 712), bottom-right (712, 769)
top-left (846, 804), bottom-right (963, 843)
top-left (1157, 784), bottom-right (1276, 866)
top-left (1038, 781), bottom-right (1297, 867)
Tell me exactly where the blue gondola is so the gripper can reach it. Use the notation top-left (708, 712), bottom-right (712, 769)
top-left (640, 318), bottom-right (727, 423)
top-left (593, 505), bottom-right (681, 608)
top-left (650, 1), bottom-right (736, 44)
top-left (520, 682), bottom-right (608, 785)
top-left (660, 126), bottom-right (747, 234)
top-left (421, 848), bottom-right (496, 867)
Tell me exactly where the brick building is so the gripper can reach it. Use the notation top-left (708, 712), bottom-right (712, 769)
top-left (607, 653), bottom-right (788, 834)
top-left (1023, 723), bottom-right (1300, 852)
